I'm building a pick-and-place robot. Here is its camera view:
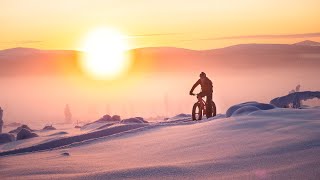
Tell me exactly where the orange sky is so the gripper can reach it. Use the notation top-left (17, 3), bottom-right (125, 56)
top-left (1, 0), bottom-right (320, 50)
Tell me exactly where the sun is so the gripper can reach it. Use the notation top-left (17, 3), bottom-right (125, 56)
top-left (80, 27), bottom-right (131, 80)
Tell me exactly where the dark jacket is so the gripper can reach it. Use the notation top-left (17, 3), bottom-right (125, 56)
top-left (190, 77), bottom-right (213, 94)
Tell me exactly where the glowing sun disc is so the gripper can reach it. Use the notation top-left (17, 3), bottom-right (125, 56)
top-left (81, 28), bottom-right (131, 80)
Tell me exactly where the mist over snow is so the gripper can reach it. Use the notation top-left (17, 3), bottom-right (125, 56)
top-left (1, 42), bottom-right (320, 125)
top-left (0, 41), bottom-right (320, 179)
top-left (0, 101), bottom-right (320, 179)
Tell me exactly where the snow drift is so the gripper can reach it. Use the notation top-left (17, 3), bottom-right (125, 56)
top-left (0, 104), bottom-right (320, 179)
top-left (9, 125), bottom-right (34, 134)
top-left (0, 123), bottom-right (148, 156)
top-left (226, 101), bottom-right (275, 117)
top-left (16, 128), bottom-right (38, 140)
top-left (121, 117), bottom-right (148, 124)
top-left (0, 133), bottom-right (15, 144)
top-left (42, 125), bottom-right (56, 130)
top-left (270, 91), bottom-right (320, 108)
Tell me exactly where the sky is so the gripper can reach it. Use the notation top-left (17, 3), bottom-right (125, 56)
top-left (1, 0), bottom-right (320, 123)
top-left (1, 0), bottom-right (320, 50)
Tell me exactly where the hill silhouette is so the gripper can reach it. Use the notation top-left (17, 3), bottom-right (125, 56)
top-left (0, 41), bottom-right (320, 76)
top-left (293, 40), bottom-right (320, 46)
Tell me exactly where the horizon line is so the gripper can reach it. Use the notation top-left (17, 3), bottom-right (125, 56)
top-left (0, 39), bottom-right (319, 52)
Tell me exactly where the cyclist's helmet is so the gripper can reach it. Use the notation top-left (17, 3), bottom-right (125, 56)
top-left (200, 72), bottom-right (206, 78)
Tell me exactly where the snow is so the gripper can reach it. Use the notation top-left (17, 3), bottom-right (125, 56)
top-left (8, 124), bottom-right (34, 134)
top-left (121, 117), bottom-right (148, 124)
top-left (42, 125), bottom-right (56, 130)
top-left (80, 114), bottom-right (122, 131)
top-left (293, 40), bottom-right (320, 46)
top-left (270, 91), bottom-right (320, 108)
top-left (0, 133), bottom-right (15, 144)
top-left (226, 101), bottom-right (275, 117)
top-left (16, 128), bottom-right (38, 140)
top-left (0, 105), bottom-right (320, 179)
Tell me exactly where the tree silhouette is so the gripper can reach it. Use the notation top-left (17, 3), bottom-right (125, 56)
top-left (0, 107), bottom-right (3, 133)
top-left (64, 104), bottom-right (72, 124)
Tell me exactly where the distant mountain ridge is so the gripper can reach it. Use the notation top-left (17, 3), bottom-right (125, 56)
top-left (0, 40), bottom-right (320, 76)
top-left (0, 47), bottom-right (80, 76)
top-left (293, 40), bottom-right (320, 46)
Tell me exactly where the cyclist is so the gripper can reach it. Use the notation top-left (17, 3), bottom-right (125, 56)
top-left (189, 72), bottom-right (213, 118)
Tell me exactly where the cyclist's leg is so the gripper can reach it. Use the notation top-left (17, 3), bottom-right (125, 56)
top-left (197, 92), bottom-right (206, 111)
top-left (206, 92), bottom-right (213, 118)
top-left (197, 92), bottom-right (205, 102)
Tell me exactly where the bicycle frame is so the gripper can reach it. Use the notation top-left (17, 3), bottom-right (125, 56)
top-left (197, 95), bottom-right (207, 115)
top-left (191, 93), bottom-right (216, 120)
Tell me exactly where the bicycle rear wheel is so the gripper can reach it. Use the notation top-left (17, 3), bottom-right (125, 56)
top-left (206, 101), bottom-right (217, 118)
top-left (211, 101), bottom-right (217, 117)
top-left (192, 102), bottom-right (203, 120)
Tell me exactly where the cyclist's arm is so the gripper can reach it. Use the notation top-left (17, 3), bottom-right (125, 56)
top-left (190, 79), bottom-right (200, 94)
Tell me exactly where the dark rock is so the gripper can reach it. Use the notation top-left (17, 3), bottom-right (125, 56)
top-left (111, 115), bottom-right (121, 121)
top-left (16, 128), bottom-right (38, 140)
top-left (43, 125), bottom-right (56, 130)
top-left (121, 117), bottom-right (148, 124)
top-left (61, 152), bottom-right (70, 156)
top-left (0, 133), bottom-right (15, 144)
top-left (9, 124), bottom-right (33, 134)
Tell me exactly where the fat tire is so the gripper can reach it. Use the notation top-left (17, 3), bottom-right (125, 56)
top-left (192, 102), bottom-right (202, 120)
top-left (206, 101), bottom-right (217, 118)
top-left (211, 101), bottom-right (217, 117)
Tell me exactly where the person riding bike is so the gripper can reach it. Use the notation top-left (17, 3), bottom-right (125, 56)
top-left (189, 72), bottom-right (213, 118)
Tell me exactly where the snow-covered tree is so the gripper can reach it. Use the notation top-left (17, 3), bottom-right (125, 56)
top-left (64, 104), bottom-right (72, 124)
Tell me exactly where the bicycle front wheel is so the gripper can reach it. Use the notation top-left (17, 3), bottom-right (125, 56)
top-left (192, 102), bottom-right (203, 120)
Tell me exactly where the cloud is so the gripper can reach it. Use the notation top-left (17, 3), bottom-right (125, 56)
top-left (212, 32), bottom-right (320, 40)
top-left (128, 33), bottom-right (182, 38)
top-left (16, 40), bottom-right (43, 44)
top-left (0, 40), bottom-right (43, 45)
top-left (127, 32), bottom-right (320, 47)
top-left (198, 32), bottom-right (320, 41)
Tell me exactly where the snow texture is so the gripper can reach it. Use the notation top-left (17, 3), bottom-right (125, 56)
top-left (4, 122), bottom-right (22, 128)
top-left (121, 117), bottom-right (148, 124)
top-left (111, 115), bottom-right (121, 121)
top-left (0, 123), bottom-right (147, 156)
top-left (81, 114), bottom-right (122, 131)
top-left (9, 125), bottom-right (33, 134)
top-left (0, 106), bottom-right (320, 179)
top-left (226, 101), bottom-right (275, 117)
top-left (42, 125), bottom-right (56, 130)
top-left (48, 131), bottom-right (68, 136)
top-left (270, 91), bottom-right (320, 108)
top-left (0, 133), bottom-right (15, 144)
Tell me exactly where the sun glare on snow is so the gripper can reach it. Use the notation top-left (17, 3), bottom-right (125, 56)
top-left (80, 27), bottom-right (131, 80)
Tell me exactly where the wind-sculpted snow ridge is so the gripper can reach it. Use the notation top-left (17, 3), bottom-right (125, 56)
top-left (47, 131), bottom-right (68, 136)
top-left (162, 113), bottom-right (225, 124)
top-left (226, 102), bottom-right (275, 117)
top-left (80, 114), bottom-right (121, 131)
top-left (1, 108), bottom-right (320, 179)
top-left (270, 91), bottom-right (320, 108)
top-left (121, 117), bottom-right (148, 124)
top-left (0, 123), bottom-right (148, 156)
top-left (165, 113), bottom-right (192, 122)
top-left (8, 125), bottom-right (34, 134)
